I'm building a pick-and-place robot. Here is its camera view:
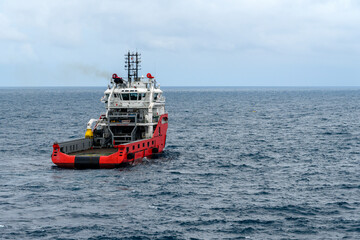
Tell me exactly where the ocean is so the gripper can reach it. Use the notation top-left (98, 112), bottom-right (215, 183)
top-left (0, 87), bottom-right (359, 239)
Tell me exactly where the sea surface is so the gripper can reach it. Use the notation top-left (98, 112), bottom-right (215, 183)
top-left (0, 87), bottom-right (359, 239)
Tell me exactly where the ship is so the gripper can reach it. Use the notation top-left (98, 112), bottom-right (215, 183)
top-left (51, 51), bottom-right (168, 169)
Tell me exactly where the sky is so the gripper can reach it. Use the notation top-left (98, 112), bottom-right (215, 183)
top-left (0, 0), bottom-right (360, 87)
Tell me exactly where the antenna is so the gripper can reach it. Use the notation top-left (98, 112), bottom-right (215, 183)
top-left (124, 51), bottom-right (141, 84)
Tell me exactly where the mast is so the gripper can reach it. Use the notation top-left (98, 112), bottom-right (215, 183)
top-left (135, 52), bottom-right (139, 80)
top-left (125, 51), bottom-right (141, 84)
top-left (127, 51), bottom-right (131, 84)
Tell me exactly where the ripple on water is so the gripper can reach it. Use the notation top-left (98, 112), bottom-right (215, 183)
top-left (0, 87), bottom-right (360, 239)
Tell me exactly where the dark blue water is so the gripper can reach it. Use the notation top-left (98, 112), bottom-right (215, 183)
top-left (0, 87), bottom-right (360, 239)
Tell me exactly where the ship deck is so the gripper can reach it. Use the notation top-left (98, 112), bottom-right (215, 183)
top-left (68, 148), bottom-right (118, 156)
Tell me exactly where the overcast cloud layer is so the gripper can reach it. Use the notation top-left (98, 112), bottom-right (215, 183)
top-left (0, 0), bottom-right (359, 86)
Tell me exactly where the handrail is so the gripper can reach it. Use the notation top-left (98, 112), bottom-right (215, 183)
top-left (130, 126), bottom-right (137, 141)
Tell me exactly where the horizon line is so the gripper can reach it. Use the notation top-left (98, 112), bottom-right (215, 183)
top-left (1, 85), bottom-right (360, 88)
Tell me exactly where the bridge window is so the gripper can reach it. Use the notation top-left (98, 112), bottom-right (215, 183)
top-left (153, 93), bottom-right (158, 100)
top-left (130, 93), bottom-right (138, 101)
top-left (138, 93), bottom-right (146, 100)
top-left (122, 94), bottom-right (129, 100)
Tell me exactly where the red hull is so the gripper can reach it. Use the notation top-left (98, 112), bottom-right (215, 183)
top-left (51, 114), bottom-right (168, 169)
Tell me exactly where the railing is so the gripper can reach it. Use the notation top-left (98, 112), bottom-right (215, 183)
top-left (131, 126), bottom-right (137, 141)
top-left (109, 113), bottom-right (138, 145)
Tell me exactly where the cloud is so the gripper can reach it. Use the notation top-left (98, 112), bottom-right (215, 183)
top-left (87, 0), bottom-right (360, 56)
top-left (2, 0), bottom-right (360, 53)
top-left (0, 13), bottom-right (27, 41)
top-left (1, 0), bottom-right (360, 86)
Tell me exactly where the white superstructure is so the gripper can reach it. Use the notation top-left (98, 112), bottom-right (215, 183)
top-left (86, 52), bottom-right (167, 147)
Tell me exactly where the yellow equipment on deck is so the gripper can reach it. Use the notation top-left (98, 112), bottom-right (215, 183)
top-left (85, 128), bottom-right (93, 139)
